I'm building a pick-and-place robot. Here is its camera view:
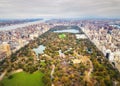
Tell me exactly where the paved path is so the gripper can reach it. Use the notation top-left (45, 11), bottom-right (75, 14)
top-left (10, 69), bottom-right (23, 75)
top-left (0, 70), bottom-right (7, 81)
top-left (51, 64), bottom-right (55, 79)
top-left (84, 58), bottom-right (93, 86)
top-left (51, 64), bottom-right (55, 86)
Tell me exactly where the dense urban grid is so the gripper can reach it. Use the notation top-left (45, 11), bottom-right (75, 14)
top-left (0, 22), bottom-right (51, 61)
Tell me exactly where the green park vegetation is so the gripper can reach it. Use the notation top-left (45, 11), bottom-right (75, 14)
top-left (0, 71), bottom-right (44, 86)
top-left (58, 34), bottom-right (66, 39)
top-left (0, 26), bottom-right (120, 86)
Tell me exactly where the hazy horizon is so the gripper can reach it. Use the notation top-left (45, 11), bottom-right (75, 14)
top-left (0, 0), bottom-right (120, 19)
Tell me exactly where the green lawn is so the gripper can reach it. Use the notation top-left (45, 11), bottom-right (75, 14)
top-left (0, 71), bottom-right (44, 86)
top-left (59, 34), bottom-right (66, 39)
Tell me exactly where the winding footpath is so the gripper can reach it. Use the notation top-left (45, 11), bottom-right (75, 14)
top-left (0, 70), bottom-right (7, 81)
top-left (51, 64), bottom-right (55, 86)
top-left (84, 58), bottom-right (93, 86)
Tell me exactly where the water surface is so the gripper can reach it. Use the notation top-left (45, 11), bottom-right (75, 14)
top-left (53, 29), bottom-right (79, 33)
top-left (0, 20), bottom-right (46, 31)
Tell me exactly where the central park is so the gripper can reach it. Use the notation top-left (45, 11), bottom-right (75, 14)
top-left (0, 26), bottom-right (120, 86)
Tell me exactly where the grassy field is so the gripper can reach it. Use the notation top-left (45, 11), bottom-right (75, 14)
top-left (0, 71), bottom-right (44, 86)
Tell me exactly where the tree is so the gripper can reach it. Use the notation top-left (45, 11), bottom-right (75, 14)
top-left (42, 73), bottom-right (51, 86)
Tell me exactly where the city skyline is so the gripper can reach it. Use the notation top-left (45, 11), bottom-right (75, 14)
top-left (0, 0), bottom-right (120, 19)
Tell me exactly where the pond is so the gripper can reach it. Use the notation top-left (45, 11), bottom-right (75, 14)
top-left (53, 29), bottom-right (79, 33)
top-left (33, 45), bottom-right (46, 59)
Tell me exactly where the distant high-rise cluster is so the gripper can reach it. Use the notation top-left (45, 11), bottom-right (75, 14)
top-left (0, 42), bottom-right (11, 61)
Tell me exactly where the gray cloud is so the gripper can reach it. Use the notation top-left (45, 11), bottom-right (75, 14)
top-left (0, 0), bottom-right (120, 18)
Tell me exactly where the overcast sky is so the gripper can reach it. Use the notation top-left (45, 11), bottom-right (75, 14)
top-left (0, 0), bottom-right (120, 19)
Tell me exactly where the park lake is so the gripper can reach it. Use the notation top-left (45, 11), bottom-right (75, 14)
top-left (53, 29), bottom-right (79, 33)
